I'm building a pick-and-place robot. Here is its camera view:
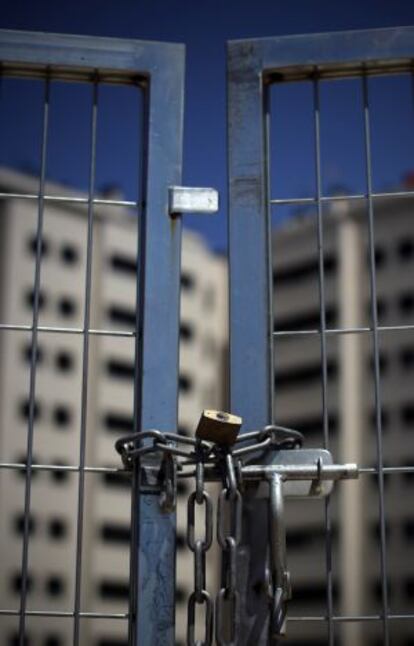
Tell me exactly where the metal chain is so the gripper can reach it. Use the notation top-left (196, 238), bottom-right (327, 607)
top-left (216, 451), bottom-right (242, 646)
top-left (114, 424), bottom-right (305, 645)
top-left (187, 445), bottom-right (214, 646)
top-left (114, 424), bottom-right (304, 471)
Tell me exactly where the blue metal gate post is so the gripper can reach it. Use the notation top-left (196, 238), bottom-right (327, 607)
top-left (227, 40), bottom-right (274, 645)
top-left (130, 45), bottom-right (185, 645)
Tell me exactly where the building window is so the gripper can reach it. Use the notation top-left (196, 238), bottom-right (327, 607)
top-left (180, 322), bottom-right (194, 341)
top-left (103, 412), bottom-right (134, 433)
top-left (274, 361), bottom-right (337, 390)
top-left (9, 632), bottom-right (31, 646)
top-left (399, 292), bottom-right (414, 315)
top-left (100, 523), bottom-right (130, 544)
top-left (50, 463), bottom-right (70, 484)
top-left (11, 572), bottom-right (34, 594)
top-left (277, 415), bottom-right (338, 438)
top-left (27, 233), bottom-right (49, 258)
top-left (179, 374), bottom-right (193, 393)
top-left (107, 305), bottom-right (135, 327)
top-left (400, 347), bottom-right (414, 370)
top-left (55, 351), bottom-right (75, 372)
top-left (45, 636), bottom-right (62, 646)
top-left (369, 408), bottom-right (389, 432)
top-left (45, 575), bottom-right (65, 597)
top-left (273, 254), bottom-right (337, 286)
top-left (274, 306), bottom-right (337, 332)
top-left (404, 578), bottom-right (414, 599)
top-left (177, 480), bottom-right (189, 497)
top-left (401, 404), bottom-right (414, 427)
top-left (371, 579), bottom-right (393, 602)
top-left (15, 454), bottom-right (40, 479)
top-left (52, 405), bottom-right (72, 428)
top-left (60, 242), bottom-right (79, 265)
top-left (58, 296), bottom-right (77, 318)
top-left (402, 520), bottom-right (414, 541)
top-left (24, 288), bottom-right (46, 310)
top-left (176, 531), bottom-right (186, 550)
top-left (292, 581), bottom-right (339, 604)
top-left (109, 253), bottom-right (137, 275)
top-left (14, 513), bottom-right (36, 536)
top-left (397, 238), bottom-right (414, 261)
top-left (370, 521), bottom-right (391, 541)
top-left (175, 585), bottom-right (186, 603)
top-left (367, 353), bottom-right (388, 374)
top-left (181, 271), bottom-right (195, 290)
top-left (48, 518), bottom-right (68, 540)
top-left (19, 398), bottom-right (41, 421)
top-left (401, 463), bottom-right (414, 483)
top-left (105, 359), bottom-right (134, 380)
top-left (22, 343), bottom-right (44, 365)
top-left (98, 579), bottom-right (129, 600)
top-left (374, 246), bottom-right (386, 268)
top-left (102, 472), bottom-right (130, 489)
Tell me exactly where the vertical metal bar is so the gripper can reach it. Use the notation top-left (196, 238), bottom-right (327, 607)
top-left (313, 77), bottom-right (334, 646)
top-left (362, 73), bottom-right (390, 645)
top-left (73, 77), bottom-right (98, 645)
top-left (18, 75), bottom-right (50, 644)
top-left (129, 49), bottom-right (185, 646)
top-left (128, 82), bottom-right (149, 646)
top-left (228, 46), bottom-right (273, 430)
top-left (227, 43), bottom-right (272, 645)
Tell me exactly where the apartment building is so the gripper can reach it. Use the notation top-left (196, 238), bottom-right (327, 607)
top-left (1, 166), bottom-right (413, 646)
top-left (272, 194), bottom-right (414, 645)
top-left (0, 168), bottom-right (226, 646)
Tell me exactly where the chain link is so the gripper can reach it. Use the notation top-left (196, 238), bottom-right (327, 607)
top-left (186, 457), bottom-right (214, 645)
top-left (216, 452), bottom-right (242, 646)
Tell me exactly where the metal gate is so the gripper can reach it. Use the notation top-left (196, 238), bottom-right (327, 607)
top-left (228, 26), bottom-right (414, 646)
top-left (0, 29), bottom-right (185, 645)
top-left (0, 24), bottom-right (414, 646)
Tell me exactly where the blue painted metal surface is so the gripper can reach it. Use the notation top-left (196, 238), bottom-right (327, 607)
top-left (227, 26), bottom-right (414, 646)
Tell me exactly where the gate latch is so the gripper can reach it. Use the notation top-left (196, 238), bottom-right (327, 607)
top-left (243, 449), bottom-right (358, 640)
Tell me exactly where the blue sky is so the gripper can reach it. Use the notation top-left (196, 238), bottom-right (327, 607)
top-left (1, 1), bottom-right (414, 251)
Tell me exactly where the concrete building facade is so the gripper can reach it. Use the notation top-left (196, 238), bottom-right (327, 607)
top-left (1, 167), bottom-right (414, 646)
top-left (272, 195), bottom-right (414, 645)
top-left (0, 169), bottom-right (226, 646)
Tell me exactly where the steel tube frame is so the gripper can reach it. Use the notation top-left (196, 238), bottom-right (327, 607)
top-left (227, 25), bottom-right (414, 645)
top-left (0, 29), bottom-right (185, 646)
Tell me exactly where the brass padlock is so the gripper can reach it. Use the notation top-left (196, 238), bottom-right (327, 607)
top-left (195, 409), bottom-right (242, 446)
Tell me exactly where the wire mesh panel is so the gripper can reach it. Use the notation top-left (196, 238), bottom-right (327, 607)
top-left (0, 29), bottom-right (185, 646)
top-left (228, 26), bottom-right (414, 646)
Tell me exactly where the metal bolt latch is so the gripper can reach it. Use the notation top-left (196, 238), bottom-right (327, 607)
top-left (168, 186), bottom-right (219, 216)
top-left (244, 449), bottom-right (358, 640)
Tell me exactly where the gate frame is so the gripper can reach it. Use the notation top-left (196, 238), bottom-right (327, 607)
top-left (0, 29), bottom-right (185, 646)
top-left (227, 25), bottom-right (414, 645)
